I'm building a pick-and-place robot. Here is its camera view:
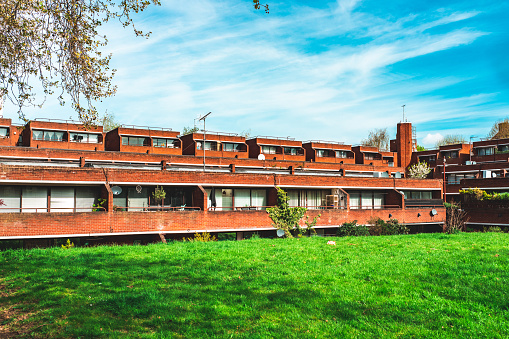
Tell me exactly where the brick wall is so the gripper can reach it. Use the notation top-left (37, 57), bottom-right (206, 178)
top-left (0, 206), bottom-right (446, 238)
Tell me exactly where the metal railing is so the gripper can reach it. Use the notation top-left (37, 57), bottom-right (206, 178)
top-left (254, 136), bottom-right (295, 141)
top-left (305, 140), bottom-right (345, 145)
top-left (120, 124), bottom-right (173, 132)
top-left (0, 206), bottom-right (106, 213)
top-left (113, 206), bottom-right (201, 212)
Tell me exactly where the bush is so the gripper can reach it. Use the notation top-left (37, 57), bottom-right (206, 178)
top-left (484, 226), bottom-right (503, 233)
top-left (337, 221), bottom-right (370, 237)
top-left (186, 232), bottom-right (217, 242)
top-left (368, 217), bottom-right (408, 236)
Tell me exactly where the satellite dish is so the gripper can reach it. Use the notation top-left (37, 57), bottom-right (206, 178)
top-left (431, 209), bottom-right (438, 216)
top-left (258, 154), bottom-right (266, 161)
top-left (111, 186), bottom-right (122, 195)
top-left (197, 142), bottom-right (202, 149)
top-left (136, 185), bottom-right (142, 194)
top-left (277, 229), bottom-right (285, 237)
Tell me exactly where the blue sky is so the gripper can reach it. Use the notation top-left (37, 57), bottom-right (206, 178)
top-left (4, 0), bottom-right (509, 147)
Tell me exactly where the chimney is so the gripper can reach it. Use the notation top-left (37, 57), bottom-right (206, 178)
top-left (396, 122), bottom-right (413, 169)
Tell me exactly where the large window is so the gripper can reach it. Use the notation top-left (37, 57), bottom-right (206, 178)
top-left (442, 150), bottom-right (458, 159)
top-left (122, 136), bottom-right (150, 147)
top-left (317, 149), bottom-right (334, 157)
top-left (70, 132), bottom-right (100, 143)
top-left (33, 130), bottom-right (65, 142)
top-left (261, 145), bottom-right (277, 154)
top-left (284, 147), bottom-right (299, 155)
top-left (419, 155), bottom-right (436, 162)
top-left (0, 127), bottom-right (9, 138)
top-left (0, 186), bottom-right (20, 213)
top-left (364, 153), bottom-right (379, 160)
top-left (401, 191), bottom-right (433, 200)
top-left (348, 191), bottom-right (385, 209)
top-left (223, 143), bottom-right (243, 152)
top-left (153, 138), bottom-right (179, 148)
top-left (286, 189), bottom-right (331, 208)
top-left (476, 147), bottom-right (495, 156)
top-left (335, 150), bottom-right (349, 158)
top-left (196, 141), bottom-right (219, 151)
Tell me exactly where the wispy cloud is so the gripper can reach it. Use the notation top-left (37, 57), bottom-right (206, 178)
top-left (4, 0), bottom-right (507, 146)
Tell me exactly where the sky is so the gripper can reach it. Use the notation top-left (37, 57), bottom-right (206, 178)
top-left (3, 0), bottom-right (509, 148)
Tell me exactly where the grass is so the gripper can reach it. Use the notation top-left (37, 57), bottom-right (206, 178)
top-left (1, 233), bottom-right (509, 338)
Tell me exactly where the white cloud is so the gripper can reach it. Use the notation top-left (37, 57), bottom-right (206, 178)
top-left (422, 133), bottom-right (444, 147)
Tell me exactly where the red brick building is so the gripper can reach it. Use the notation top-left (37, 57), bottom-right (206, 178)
top-left (410, 124), bottom-right (509, 228)
top-left (0, 118), bottom-right (446, 245)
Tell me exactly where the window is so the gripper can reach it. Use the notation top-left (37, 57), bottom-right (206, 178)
top-left (476, 147), bottom-right (495, 156)
top-left (121, 136), bottom-right (150, 147)
top-left (0, 186), bottom-right (20, 213)
top-left (50, 187), bottom-right (75, 212)
top-left (442, 150), bottom-right (458, 159)
top-left (364, 153), bottom-right (379, 160)
top-left (284, 147), bottom-right (298, 155)
top-left (261, 145), bottom-right (277, 154)
top-left (70, 132), bottom-right (100, 143)
top-left (348, 191), bottom-right (385, 209)
top-left (153, 138), bottom-right (178, 148)
top-left (22, 187), bottom-right (48, 213)
top-left (499, 145), bottom-right (509, 153)
top-left (402, 191), bottom-right (433, 200)
top-left (0, 127), bottom-right (9, 138)
top-left (419, 155), bottom-right (436, 162)
top-left (335, 150), bottom-right (348, 158)
top-left (33, 129), bottom-right (64, 141)
top-left (317, 149), bottom-right (333, 157)
top-left (285, 189), bottom-right (330, 208)
top-left (223, 143), bottom-right (242, 152)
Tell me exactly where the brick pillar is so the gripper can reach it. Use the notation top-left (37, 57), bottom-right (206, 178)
top-left (80, 157), bottom-right (86, 167)
top-left (161, 160), bottom-right (167, 170)
top-left (102, 183), bottom-right (113, 212)
top-left (230, 164), bottom-right (235, 173)
top-left (193, 185), bottom-right (208, 212)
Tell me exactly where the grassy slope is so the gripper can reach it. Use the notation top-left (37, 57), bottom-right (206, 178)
top-left (1, 233), bottom-right (509, 338)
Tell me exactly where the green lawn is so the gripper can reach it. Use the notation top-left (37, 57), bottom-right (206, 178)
top-left (1, 233), bottom-right (509, 338)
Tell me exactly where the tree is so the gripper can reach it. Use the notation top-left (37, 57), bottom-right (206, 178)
top-left (101, 112), bottom-right (120, 132)
top-left (408, 161), bottom-right (431, 179)
top-left (266, 187), bottom-right (320, 238)
top-left (415, 144), bottom-right (426, 151)
top-left (435, 135), bottom-right (466, 148)
top-left (361, 128), bottom-right (389, 151)
top-left (181, 126), bottom-right (199, 136)
top-left (1, 1), bottom-right (268, 126)
top-left (487, 118), bottom-right (509, 140)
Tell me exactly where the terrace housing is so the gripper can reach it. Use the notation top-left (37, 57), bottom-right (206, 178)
top-left (0, 118), bottom-right (451, 246)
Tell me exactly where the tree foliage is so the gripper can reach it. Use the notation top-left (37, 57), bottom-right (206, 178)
top-left (408, 161), bottom-right (431, 179)
top-left (487, 117), bottom-right (509, 140)
top-left (435, 134), bottom-right (466, 148)
top-left (361, 128), bottom-right (389, 151)
top-left (181, 126), bottom-right (199, 136)
top-left (1, 1), bottom-right (268, 125)
top-left (101, 111), bottom-right (120, 132)
top-left (267, 187), bottom-right (319, 238)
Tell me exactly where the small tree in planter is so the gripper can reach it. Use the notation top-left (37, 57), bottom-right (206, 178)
top-left (408, 161), bottom-right (431, 179)
top-left (152, 186), bottom-right (166, 208)
top-left (267, 187), bottom-right (320, 238)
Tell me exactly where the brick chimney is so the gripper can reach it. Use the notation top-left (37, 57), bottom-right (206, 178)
top-left (396, 122), bottom-right (413, 169)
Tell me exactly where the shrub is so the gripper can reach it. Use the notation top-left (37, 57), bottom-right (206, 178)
top-left (484, 226), bottom-right (503, 233)
top-left (337, 221), bottom-right (370, 237)
top-left (367, 217), bottom-right (408, 236)
top-left (444, 204), bottom-right (468, 234)
top-left (408, 161), bottom-right (431, 179)
top-left (61, 239), bottom-right (75, 249)
top-left (186, 232), bottom-right (217, 242)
